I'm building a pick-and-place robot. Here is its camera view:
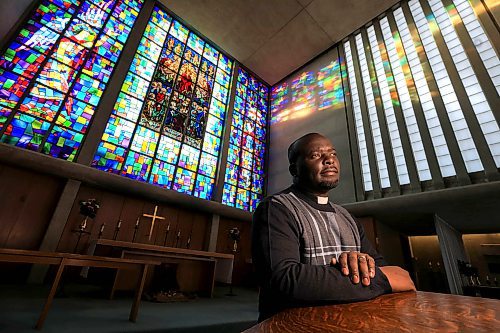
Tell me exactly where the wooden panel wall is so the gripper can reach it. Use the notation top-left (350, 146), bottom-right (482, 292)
top-left (56, 184), bottom-right (211, 254)
top-left (0, 164), bottom-right (63, 250)
top-left (216, 216), bottom-right (254, 286)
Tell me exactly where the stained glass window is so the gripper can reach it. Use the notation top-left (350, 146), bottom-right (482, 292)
top-left (92, 5), bottom-right (233, 200)
top-left (222, 68), bottom-right (268, 211)
top-left (0, 0), bottom-right (144, 161)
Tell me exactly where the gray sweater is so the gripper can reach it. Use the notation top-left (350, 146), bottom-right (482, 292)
top-left (252, 185), bottom-right (392, 321)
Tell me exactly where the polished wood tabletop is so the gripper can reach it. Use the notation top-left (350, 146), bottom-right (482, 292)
top-left (243, 291), bottom-right (500, 332)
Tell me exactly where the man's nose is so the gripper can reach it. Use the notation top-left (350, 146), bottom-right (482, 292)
top-left (323, 154), bottom-right (335, 165)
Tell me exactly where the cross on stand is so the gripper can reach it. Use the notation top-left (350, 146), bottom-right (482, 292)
top-left (143, 205), bottom-right (165, 241)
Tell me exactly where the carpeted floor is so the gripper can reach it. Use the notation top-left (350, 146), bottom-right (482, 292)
top-left (0, 283), bottom-right (259, 333)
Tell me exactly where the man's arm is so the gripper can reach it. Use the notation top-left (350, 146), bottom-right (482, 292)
top-left (333, 219), bottom-right (415, 292)
top-left (251, 200), bottom-right (392, 304)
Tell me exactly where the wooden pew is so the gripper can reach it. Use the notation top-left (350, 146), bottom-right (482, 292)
top-left (0, 248), bottom-right (160, 330)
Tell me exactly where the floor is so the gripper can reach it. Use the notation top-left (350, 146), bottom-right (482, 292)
top-left (0, 283), bottom-right (259, 333)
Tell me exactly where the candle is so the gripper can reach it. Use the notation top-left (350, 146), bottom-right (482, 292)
top-left (117, 220), bottom-right (122, 229)
top-left (100, 223), bottom-right (105, 233)
top-left (135, 217), bottom-right (140, 226)
top-left (82, 217), bottom-right (87, 229)
top-left (167, 224), bottom-right (170, 231)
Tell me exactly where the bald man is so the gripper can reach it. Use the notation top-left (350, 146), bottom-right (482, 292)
top-left (252, 133), bottom-right (415, 321)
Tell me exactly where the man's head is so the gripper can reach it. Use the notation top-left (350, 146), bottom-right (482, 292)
top-left (288, 133), bottom-right (340, 196)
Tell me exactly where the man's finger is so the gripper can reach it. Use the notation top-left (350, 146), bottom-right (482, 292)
top-left (358, 255), bottom-right (370, 286)
top-left (339, 252), bottom-right (348, 275)
top-left (368, 256), bottom-right (376, 278)
top-left (348, 252), bottom-right (359, 284)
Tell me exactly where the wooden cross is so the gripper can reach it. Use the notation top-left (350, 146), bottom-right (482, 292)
top-left (143, 205), bottom-right (165, 241)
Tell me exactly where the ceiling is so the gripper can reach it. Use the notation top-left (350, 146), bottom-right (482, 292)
top-left (159, 0), bottom-right (400, 85)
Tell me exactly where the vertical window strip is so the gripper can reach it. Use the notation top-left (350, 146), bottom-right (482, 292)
top-left (429, 0), bottom-right (500, 167)
top-left (355, 33), bottom-right (391, 189)
top-left (453, 0), bottom-right (500, 95)
top-left (394, 8), bottom-right (456, 177)
top-left (367, 26), bottom-right (410, 185)
top-left (344, 41), bottom-right (373, 191)
top-left (379, 18), bottom-right (432, 181)
top-left (408, 0), bottom-right (483, 173)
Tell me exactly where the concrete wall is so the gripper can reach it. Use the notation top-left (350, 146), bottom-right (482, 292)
top-left (268, 46), bottom-right (356, 204)
top-left (0, 0), bottom-right (33, 44)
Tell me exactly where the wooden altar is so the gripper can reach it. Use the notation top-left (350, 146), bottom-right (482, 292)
top-left (84, 239), bottom-right (234, 297)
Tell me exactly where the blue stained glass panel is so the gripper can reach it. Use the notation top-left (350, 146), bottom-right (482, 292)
top-left (102, 115), bottom-right (135, 146)
top-left (222, 183), bottom-right (236, 206)
top-left (199, 152), bottom-right (217, 178)
top-left (193, 174), bottom-right (214, 199)
top-left (149, 159), bottom-right (175, 188)
top-left (0, 113), bottom-right (50, 150)
top-left (203, 44), bottom-right (219, 65)
top-left (112, 0), bottom-right (140, 27)
top-left (187, 33), bottom-right (204, 55)
top-left (92, 141), bottom-right (126, 173)
top-left (112, 92), bottom-right (143, 122)
top-left (56, 98), bottom-right (94, 133)
top-left (70, 74), bottom-right (106, 106)
top-left (170, 20), bottom-right (189, 43)
top-left (43, 125), bottom-right (83, 161)
top-left (173, 168), bottom-right (195, 194)
top-left (131, 125), bottom-right (158, 156)
top-left (121, 151), bottom-right (152, 181)
top-left (77, 2), bottom-right (109, 30)
top-left (82, 53), bottom-right (114, 83)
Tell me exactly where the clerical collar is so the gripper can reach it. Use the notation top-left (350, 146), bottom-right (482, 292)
top-left (317, 196), bottom-right (329, 204)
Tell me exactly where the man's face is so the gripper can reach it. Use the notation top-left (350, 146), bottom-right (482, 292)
top-left (294, 134), bottom-right (340, 196)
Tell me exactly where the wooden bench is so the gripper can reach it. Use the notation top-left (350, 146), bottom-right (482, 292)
top-left (0, 248), bottom-right (160, 330)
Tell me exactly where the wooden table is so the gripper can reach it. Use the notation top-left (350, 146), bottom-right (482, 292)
top-left (84, 239), bottom-right (234, 296)
top-left (0, 248), bottom-right (159, 330)
top-left (243, 291), bottom-right (500, 332)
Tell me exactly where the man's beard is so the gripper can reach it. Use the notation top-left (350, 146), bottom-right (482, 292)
top-left (318, 180), bottom-right (339, 190)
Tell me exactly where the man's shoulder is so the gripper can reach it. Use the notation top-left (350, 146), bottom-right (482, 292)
top-left (255, 186), bottom-right (296, 210)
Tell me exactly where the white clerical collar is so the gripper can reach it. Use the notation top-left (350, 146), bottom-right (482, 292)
top-left (317, 196), bottom-right (329, 205)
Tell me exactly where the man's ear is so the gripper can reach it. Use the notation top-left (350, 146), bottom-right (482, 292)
top-left (289, 163), bottom-right (297, 177)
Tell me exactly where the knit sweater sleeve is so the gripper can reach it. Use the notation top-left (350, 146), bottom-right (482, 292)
top-left (252, 199), bottom-right (392, 312)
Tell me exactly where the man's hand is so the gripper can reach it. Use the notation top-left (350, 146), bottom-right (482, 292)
top-left (379, 266), bottom-right (416, 292)
top-left (331, 252), bottom-right (376, 286)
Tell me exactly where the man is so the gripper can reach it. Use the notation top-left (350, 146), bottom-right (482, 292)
top-left (252, 133), bottom-right (415, 321)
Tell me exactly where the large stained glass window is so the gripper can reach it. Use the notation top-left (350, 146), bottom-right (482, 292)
top-left (92, 5), bottom-right (233, 200)
top-left (222, 68), bottom-right (268, 211)
top-left (0, 0), bottom-right (143, 161)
